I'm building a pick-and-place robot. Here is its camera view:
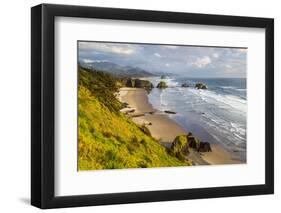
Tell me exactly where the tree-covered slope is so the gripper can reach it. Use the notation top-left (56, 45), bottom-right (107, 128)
top-left (78, 67), bottom-right (190, 170)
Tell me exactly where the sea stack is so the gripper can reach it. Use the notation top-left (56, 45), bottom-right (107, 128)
top-left (195, 82), bottom-right (207, 89)
top-left (125, 78), bottom-right (134, 87)
top-left (156, 81), bottom-right (168, 89)
top-left (134, 79), bottom-right (154, 91)
top-left (181, 83), bottom-right (189, 87)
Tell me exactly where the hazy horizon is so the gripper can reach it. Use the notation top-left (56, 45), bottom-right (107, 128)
top-left (78, 41), bottom-right (247, 78)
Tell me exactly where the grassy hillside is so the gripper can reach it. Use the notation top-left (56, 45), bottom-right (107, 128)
top-left (78, 67), bottom-right (190, 170)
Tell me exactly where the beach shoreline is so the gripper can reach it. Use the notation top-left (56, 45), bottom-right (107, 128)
top-left (117, 87), bottom-right (242, 166)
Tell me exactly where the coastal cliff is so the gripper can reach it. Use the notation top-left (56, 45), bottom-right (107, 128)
top-left (78, 67), bottom-right (191, 170)
top-left (78, 66), bottom-right (242, 169)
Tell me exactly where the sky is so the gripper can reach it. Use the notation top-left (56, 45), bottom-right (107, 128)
top-left (78, 41), bottom-right (247, 78)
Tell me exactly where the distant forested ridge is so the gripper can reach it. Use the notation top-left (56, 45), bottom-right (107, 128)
top-left (79, 61), bottom-right (155, 77)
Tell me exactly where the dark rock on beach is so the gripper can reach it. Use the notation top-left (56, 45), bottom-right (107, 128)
top-left (197, 142), bottom-right (212, 152)
top-left (170, 132), bottom-right (212, 161)
top-left (134, 79), bottom-right (143, 88)
top-left (125, 78), bottom-right (134, 87)
top-left (187, 133), bottom-right (200, 149)
top-left (164, 110), bottom-right (176, 114)
top-left (121, 102), bottom-right (129, 108)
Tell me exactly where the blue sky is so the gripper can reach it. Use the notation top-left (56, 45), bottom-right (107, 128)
top-left (78, 41), bottom-right (247, 78)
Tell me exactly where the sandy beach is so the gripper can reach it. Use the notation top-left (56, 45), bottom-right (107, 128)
top-left (117, 87), bottom-right (242, 166)
top-left (201, 144), bottom-right (242, 165)
top-left (118, 88), bottom-right (186, 143)
top-left (119, 87), bottom-right (154, 115)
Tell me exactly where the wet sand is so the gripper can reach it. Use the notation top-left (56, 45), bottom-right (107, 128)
top-left (117, 87), bottom-right (243, 165)
top-left (133, 114), bottom-right (187, 143)
top-left (201, 144), bottom-right (242, 165)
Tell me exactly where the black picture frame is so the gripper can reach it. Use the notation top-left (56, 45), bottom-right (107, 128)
top-left (31, 3), bottom-right (274, 209)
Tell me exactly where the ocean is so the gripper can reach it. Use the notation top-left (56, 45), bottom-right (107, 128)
top-left (145, 76), bottom-right (247, 162)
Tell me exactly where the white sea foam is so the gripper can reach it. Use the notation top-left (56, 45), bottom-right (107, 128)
top-left (230, 122), bottom-right (246, 135)
top-left (189, 89), bottom-right (247, 113)
top-left (162, 78), bottom-right (179, 87)
top-left (159, 91), bottom-right (168, 107)
top-left (148, 77), bottom-right (247, 157)
top-left (221, 86), bottom-right (236, 89)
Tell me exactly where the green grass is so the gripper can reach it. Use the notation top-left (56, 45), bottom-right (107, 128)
top-left (78, 67), bottom-right (191, 170)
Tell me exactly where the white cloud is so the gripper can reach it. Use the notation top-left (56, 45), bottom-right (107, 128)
top-left (154, 53), bottom-right (162, 58)
top-left (110, 46), bottom-right (135, 55)
top-left (78, 41), bottom-right (246, 77)
top-left (192, 56), bottom-right (212, 68)
top-left (79, 42), bottom-right (135, 55)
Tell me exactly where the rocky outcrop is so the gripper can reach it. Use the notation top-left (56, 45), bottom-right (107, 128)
top-left (156, 81), bottom-right (168, 89)
top-left (171, 135), bottom-right (190, 160)
top-left (181, 83), bottom-right (189, 87)
top-left (125, 78), bottom-right (154, 91)
top-left (134, 79), bottom-right (154, 91)
top-left (195, 82), bottom-right (207, 89)
top-left (121, 102), bottom-right (129, 108)
top-left (186, 133), bottom-right (200, 149)
top-left (164, 110), bottom-right (176, 114)
top-left (170, 133), bottom-right (212, 160)
top-left (134, 79), bottom-right (143, 88)
top-left (125, 78), bottom-right (134, 87)
top-left (197, 142), bottom-right (212, 152)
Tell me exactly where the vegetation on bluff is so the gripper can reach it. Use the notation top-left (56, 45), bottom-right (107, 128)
top-left (78, 67), bottom-right (191, 170)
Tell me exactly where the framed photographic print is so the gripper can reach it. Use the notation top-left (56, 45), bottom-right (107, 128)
top-left (31, 4), bottom-right (274, 209)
